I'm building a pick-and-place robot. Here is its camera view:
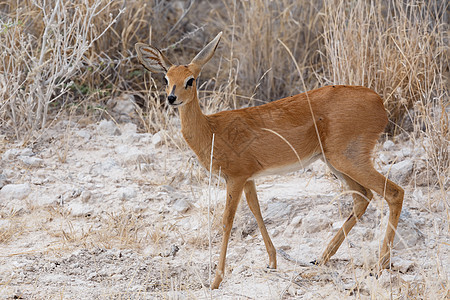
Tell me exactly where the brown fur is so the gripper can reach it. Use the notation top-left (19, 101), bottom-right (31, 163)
top-left (136, 32), bottom-right (404, 289)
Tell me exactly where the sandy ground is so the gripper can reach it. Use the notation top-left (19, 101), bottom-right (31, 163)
top-left (0, 117), bottom-right (448, 299)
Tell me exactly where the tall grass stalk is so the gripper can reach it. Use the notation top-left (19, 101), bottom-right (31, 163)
top-left (207, 133), bottom-right (215, 296)
top-left (0, 0), bottom-right (122, 141)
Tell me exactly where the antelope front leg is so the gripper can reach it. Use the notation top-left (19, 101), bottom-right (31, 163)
top-left (211, 179), bottom-right (245, 289)
top-left (244, 180), bottom-right (276, 269)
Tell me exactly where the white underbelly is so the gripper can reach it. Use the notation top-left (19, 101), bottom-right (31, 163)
top-left (250, 155), bottom-right (320, 179)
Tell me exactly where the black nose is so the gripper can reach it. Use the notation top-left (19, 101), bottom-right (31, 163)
top-left (168, 95), bottom-right (177, 104)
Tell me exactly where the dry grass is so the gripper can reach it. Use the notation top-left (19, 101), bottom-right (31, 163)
top-left (0, 210), bottom-right (23, 244)
top-left (0, 0), bottom-right (447, 179)
top-left (0, 0), bottom-right (448, 298)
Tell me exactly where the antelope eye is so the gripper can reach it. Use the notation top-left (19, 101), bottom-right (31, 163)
top-left (185, 78), bottom-right (194, 88)
top-left (163, 77), bottom-right (168, 85)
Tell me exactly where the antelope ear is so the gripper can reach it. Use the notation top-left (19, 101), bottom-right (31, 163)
top-left (190, 32), bottom-right (222, 74)
top-left (135, 43), bottom-right (173, 73)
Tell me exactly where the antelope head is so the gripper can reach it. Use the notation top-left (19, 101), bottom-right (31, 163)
top-left (135, 32), bottom-right (222, 107)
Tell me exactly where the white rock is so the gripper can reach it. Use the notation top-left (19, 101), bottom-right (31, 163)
top-left (98, 120), bottom-right (121, 136)
top-left (139, 133), bottom-right (153, 144)
top-left (383, 140), bottom-right (395, 151)
top-left (115, 145), bottom-right (151, 166)
top-left (400, 147), bottom-right (412, 157)
top-left (288, 285), bottom-right (297, 297)
top-left (120, 123), bottom-right (140, 143)
top-left (332, 220), bottom-right (345, 231)
top-left (290, 215), bottom-right (302, 227)
top-left (0, 174), bottom-right (6, 189)
top-left (151, 132), bottom-right (163, 146)
top-left (270, 228), bottom-right (280, 236)
top-left (302, 211), bottom-right (331, 233)
top-left (378, 153), bottom-right (391, 164)
top-left (412, 189), bottom-right (423, 201)
top-left (2, 169), bottom-right (14, 178)
top-left (394, 223), bottom-right (424, 250)
top-left (80, 190), bottom-right (92, 203)
top-left (266, 201), bottom-right (292, 219)
top-left (383, 160), bottom-right (413, 183)
top-left (0, 183), bottom-right (31, 200)
top-left (232, 265), bottom-right (246, 275)
top-left (2, 148), bottom-right (20, 160)
top-left (91, 158), bottom-right (122, 177)
top-left (394, 209), bottom-right (425, 250)
top-left (112, 95), bottom-right (136, 115)
top-left (67, 202), bottom-right (93, 217)
top-left (2, 147), bottom-right (33, 160)
top-left (20, 156), bottom-right (44, 167)
top-left (126, 133), bottom-right (143, 144)
top-left (118, 187), bottom-right (137, 200)
top-left (173, 198), bottom-right (190, 213)
top-left (75, 129), bottom-right (91, 141)
top-left (391, 257), bottom-right (414, 273)
top-left (122, 123), bottom-right (137, 134)
top-left (20, 148), bottom-right (33, 156)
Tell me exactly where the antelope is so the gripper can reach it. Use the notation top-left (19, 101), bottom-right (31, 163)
top-left (135, 32), bottom-right (404, 289)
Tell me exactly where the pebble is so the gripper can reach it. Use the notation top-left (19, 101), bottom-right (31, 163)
top-left (266, 201), bottom-right (292, 219)
top-left (394, 221), bottom-right (425, 250)
top-left (412, 189), bottom-right (423, 201)
top-left (172, 198), bottom-right (190, 213)
top-left (111, 94), bottom-right (136, 115)
top-left (383, 140), bottom-right (395, 151)
top-left (391, 257), bottom-right (415, 273)
top-left (2, 148), bottom-right (18, 160)
top-left (332, 220), bottom-right (345, 231)
top-left (2, 148), bottom-right (33, 160)
top-left (80, 190), bottom-right (92, 202)
top-left (67, 201), bottom-right (93, 217)
top-left (396, 147), bottom-right (412, 158)
top-left (98, 120), bottom-right (121, 136)
top-left (151, 132), bottom-right (163, 146)
top-left (290, 215), bottom-right (302, 227)
top-left (379, 208), bottom-right (425, 251)
top-left (121, 123), bottom-right (137, 134)
top-left (301, 211), bottom-right (331, 233)
top-left (20, 156), bottom-right (44, 167)
top-left (0, 183), bottom-right (31, 200)
top-left (383, 159), bottom-right (413, 183)
top-left (118, 187), bottom-right (137, 200)
top-left (270, 228), bottom-right (280, 236)
top-left (378, 153), bottom-right (391, 164)
top-left (120, 123), bottom-right (142, 143)
top-left (115, 145), bottom-right (150, 165)
top-left (0, 174), bottom-right (6, 189)
top-left (75, 129), bottom-right (91, 141)
top-left (19, 148), bottom-right (34, 157)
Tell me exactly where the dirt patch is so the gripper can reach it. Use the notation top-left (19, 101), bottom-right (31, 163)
top-left (0, 120), bottom-right (448, 299)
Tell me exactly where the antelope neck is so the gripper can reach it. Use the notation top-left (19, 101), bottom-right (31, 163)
top-left (179, 93), bottom-right (213, 157)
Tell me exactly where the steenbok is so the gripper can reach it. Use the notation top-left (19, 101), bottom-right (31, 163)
top-left (136, 32), bottom-right (404, 289)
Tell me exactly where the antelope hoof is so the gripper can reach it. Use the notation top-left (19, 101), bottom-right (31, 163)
top-left (211, 272), bottom-right (223, 290)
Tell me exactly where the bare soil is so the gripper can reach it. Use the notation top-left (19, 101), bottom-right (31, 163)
top-left (0, 119), bottom-right (448, 299)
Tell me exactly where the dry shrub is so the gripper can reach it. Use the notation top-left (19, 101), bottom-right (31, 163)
top-left (0, 0), bottom-right (122, 141)
top-left (0, 0), bottom-right (446, 195)
top-left (2, 1), bottom-right (446, 141)
top-left (319, 0), bottom-right (448, 186)
top-left (206, 0), bottom-right (323, 107)
top-left (320, 0), bottom-right (448, 132)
